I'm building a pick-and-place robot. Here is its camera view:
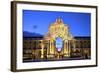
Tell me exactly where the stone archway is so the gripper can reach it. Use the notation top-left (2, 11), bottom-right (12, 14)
top-left (44, 17), bottom-right (74, 59)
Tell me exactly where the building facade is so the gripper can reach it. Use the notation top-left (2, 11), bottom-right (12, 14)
top-left (23, 18), bottom-right (91, 62)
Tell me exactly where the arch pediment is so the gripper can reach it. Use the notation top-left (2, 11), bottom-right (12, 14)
top-left (44, 18), bottom-right (73, 41)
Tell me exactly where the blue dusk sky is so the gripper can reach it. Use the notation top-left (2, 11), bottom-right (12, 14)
top-left (23, 10), bottom-right (91, 36)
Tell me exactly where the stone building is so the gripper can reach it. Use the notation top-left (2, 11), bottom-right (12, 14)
top-left (23, 18), bottom-right (91, 62)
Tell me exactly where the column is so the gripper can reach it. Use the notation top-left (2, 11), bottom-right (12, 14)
top-left (63, 40), bottom-right (66, 56)
top-left (47, 40), bottom-right (49, 58)
top-left (41, 40), bottom-right (44, 59)
top-left (66, 41), bottom-right (68, 57)
top-left (68, 40), bottom-right (71, 57)
top-left (50, 40), bottom-right (54, 58)
top-left (67, 40), bottom-right (70, 57)
top-left (73, 40), bottom-right (76, 57)
top-left (49, 40), bottom-right (53, 58)
top-left (50, 41), bottom-right (52, 54)
top-left (64, 40), bottom-right (68, 57)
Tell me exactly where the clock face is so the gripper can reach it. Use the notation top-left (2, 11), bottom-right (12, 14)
top-left (55, 37), bottom-right (63, 52)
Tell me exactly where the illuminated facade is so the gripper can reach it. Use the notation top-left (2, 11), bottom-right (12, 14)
top-left (23, 18), bottom-right (91, 62)
top-left (43, 17), bottom-right (74, 59)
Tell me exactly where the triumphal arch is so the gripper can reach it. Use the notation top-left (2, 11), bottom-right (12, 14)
top-left (40, 17), bottom-right (75, 59)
